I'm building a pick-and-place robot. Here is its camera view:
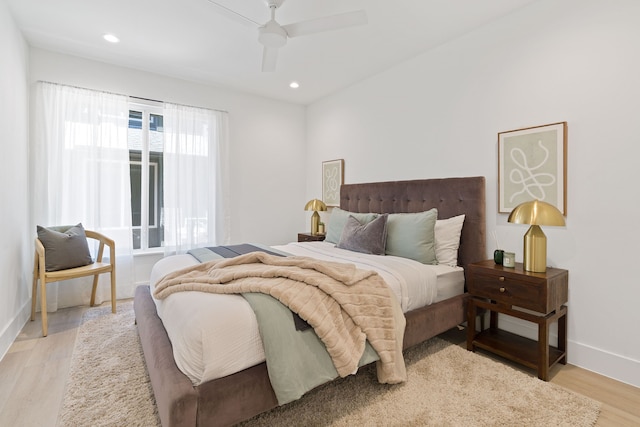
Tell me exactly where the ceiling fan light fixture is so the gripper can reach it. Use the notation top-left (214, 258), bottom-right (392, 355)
top-left (258, 21), bottom-right (287, 48)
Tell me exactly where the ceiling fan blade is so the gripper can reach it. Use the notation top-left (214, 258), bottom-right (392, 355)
top-left (282, 10), bottom-right (367, 38)
top-left (262, 47), bottom-right (279, 72)
top-left (205, 0), bottom-right (260, 27)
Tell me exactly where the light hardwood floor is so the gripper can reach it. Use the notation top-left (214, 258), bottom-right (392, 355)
top-left (1, 303), bottom-right (638, 427)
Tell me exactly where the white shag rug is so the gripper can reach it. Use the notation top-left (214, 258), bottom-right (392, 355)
top-left (58, 301), bottom-right (159, 427)
top-left (59, 301), bottom-right (600, 427)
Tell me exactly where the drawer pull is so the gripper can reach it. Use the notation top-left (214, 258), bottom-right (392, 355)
top-left (499, 276), bottom-right (505, 281)
top-left (499, 287), bottom-right (506, 293)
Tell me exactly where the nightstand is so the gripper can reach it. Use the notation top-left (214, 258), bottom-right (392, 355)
top-left (466, 260), bottom-right (568, 381)
top-left (297, 233), bottom-right (325, 242)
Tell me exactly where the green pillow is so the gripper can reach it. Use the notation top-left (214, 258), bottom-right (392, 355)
top-left (37, 223), bottom-right (93, 272)
top-left (385, 209), bottom-right (438, 264)
top-left (325, 208), bottom-right (378, 244)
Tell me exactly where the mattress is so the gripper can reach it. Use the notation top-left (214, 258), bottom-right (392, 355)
top-left (149, 241), bottom-right (464, 385)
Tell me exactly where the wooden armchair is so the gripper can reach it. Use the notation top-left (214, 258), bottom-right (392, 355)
top-left (31, 230), bottom-right (116, 337)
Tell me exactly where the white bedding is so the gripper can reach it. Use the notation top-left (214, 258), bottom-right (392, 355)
top-left (149, 241), bottom-right (464, 385)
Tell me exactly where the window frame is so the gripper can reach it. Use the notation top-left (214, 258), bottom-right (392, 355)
top-left (128, 100), bottom-right (164, 252)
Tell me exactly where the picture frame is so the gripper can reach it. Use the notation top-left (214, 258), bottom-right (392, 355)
top-left (498, 122), bottom-right (567, 214)
top-left (322, 159), bottom-right (344, 207)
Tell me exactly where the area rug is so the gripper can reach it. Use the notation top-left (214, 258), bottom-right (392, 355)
top-left (59, 302), bottom-right (600, 427)
top-left (58, 301), bottom-right (160, 427)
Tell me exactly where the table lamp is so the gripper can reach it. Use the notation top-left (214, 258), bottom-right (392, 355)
top-left (304, 199), bottom-right (327, 235)
top-left (507, 199), bottom-right (565, 273)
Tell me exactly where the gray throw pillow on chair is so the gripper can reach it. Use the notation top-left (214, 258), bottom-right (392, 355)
top-left (37, 223), bottom-right (93, 272)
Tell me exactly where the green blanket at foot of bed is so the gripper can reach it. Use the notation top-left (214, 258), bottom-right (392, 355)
top-left (243, 292), bottom-right (379, 405)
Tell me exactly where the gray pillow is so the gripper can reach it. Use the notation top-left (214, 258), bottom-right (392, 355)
top-left (325, 208), bottom-right (378, 244)
top-left (337, 214), bottom-right (388, 255)
top-left (385, 209), bottom-right (438, 264)
top-left (37, 223), bottom-right (93, 272)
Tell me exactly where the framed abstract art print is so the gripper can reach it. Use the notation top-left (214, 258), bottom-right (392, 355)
top-left (498, 122), bottom-right (567, 214)
top-left (322, 159), bottom-right (344, 207)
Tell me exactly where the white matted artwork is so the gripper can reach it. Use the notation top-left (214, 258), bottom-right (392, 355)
top-left (498, 122), bottom-right (567, 214)
top-left (322, 159), bottom-right (344, 207)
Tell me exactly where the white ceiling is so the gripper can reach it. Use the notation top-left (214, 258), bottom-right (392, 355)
top-left (6, 0), bottom-right (539, 105)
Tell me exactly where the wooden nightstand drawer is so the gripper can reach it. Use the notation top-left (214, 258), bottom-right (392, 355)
top-left (467, 261), bottom-right (568, 313)
top-left (468, 268), bottom-right (545, 312)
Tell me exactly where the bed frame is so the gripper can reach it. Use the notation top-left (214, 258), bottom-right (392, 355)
top-left (134, 176), bottom-right (486, 427)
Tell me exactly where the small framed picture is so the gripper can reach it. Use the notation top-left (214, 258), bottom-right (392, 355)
top-left (322, 159), bottom-right (344, 207)
top-left (498, 122), bottom-right (567, 214)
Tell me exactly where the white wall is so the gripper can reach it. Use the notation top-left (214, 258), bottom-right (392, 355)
top-left (0, 1), bottom-right (31, 359)
top-left (306, 0), bottom-right (640, 387)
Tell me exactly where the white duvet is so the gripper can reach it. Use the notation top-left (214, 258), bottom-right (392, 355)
top-left (149, 241), bottom-right (463, 385)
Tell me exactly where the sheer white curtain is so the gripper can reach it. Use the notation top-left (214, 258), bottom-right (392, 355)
top-left (33, 82), bottom-right (134, 311)
top-left (163, 103), bottom-right (230, 254)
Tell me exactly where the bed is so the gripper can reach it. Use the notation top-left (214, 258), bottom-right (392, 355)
top-left (134, 176), bottom-right (486, 427)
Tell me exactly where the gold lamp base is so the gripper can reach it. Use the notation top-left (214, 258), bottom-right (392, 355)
top-left (310, 211), bottom-right (320, 235)
top-left (523, 225), bottom-right (547, 273)
top-left (305, 199), bottom-right (327, 235)
top-left (509, 199), bottom-right (565, 273)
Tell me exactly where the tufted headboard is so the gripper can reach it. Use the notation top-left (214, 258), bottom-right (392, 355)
top-left (340, 176), bottom-right (486, 269)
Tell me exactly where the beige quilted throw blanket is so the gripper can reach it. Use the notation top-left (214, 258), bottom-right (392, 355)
top-left (153, 252), bottom-right (407, 384)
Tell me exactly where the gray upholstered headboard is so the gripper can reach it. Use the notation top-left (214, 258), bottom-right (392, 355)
top-left (340, 176), bottom-right (486, 268)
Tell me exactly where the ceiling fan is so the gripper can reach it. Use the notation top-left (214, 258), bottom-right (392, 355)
top-left (206, 0), bottom-right (368, 72)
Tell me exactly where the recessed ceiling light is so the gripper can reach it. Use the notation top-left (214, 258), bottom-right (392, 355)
top-left (289, 81), bottom-right (300, 89)
top-left (103, 34), bottom-right (120, 43)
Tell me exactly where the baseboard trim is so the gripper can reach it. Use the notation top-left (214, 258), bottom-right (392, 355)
top-left (568, 340), bottom-right (640, 389)
top-left (0, 300), bottom-right (31, 362)
top-left (498, 313), bottom-right (559, 344)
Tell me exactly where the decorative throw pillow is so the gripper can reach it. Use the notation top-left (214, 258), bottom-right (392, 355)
top-left (337, 214), bottom-right (388, 255)
top-left (435, 214), bottom-right (465, 267)
top-left (325, 208), bottom-right (378, 244)
top-left (385, 208), bottom-right (438, 264)
top-left (37, 223), bottom-right (93, 272)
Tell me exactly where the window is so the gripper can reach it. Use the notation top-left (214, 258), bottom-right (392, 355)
top-left (128, 104), bottom-right (164, 250)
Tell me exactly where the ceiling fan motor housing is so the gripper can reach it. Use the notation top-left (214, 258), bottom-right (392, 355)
top-left (259, 20), bottom-right (287, 48)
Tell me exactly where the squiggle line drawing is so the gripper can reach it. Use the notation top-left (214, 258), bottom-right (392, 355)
top-left (324, 167), bottom-right (340, 202)
top-left (508, 140), bottom-right (556, 202)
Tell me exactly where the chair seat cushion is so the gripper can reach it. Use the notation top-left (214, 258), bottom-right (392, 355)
top-left (37, 223), bottom-right (93, 272)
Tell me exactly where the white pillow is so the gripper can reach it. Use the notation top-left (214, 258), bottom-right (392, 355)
top-left (435, 214), bottom-right (465, 267)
